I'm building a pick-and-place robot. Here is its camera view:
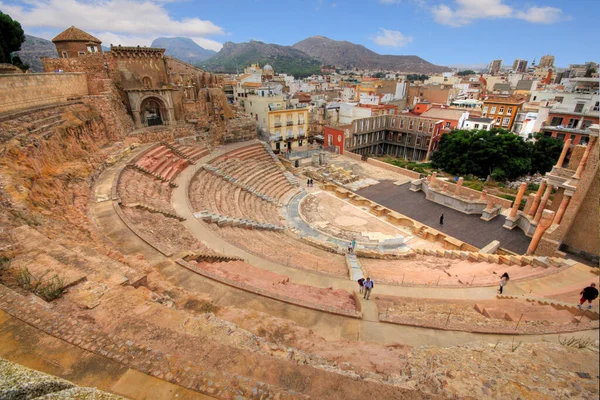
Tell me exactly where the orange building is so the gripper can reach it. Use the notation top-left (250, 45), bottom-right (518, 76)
top-left (483, 95), bottom-right (526, 131)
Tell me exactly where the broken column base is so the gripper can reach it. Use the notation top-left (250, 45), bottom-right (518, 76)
top-left (502, 216), bottom-right (519, 230)
top-left (480, 207), bottom-right (500, 221)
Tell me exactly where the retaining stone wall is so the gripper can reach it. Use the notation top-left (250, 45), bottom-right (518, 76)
top-left (0, 73), bottom-right (88, 114)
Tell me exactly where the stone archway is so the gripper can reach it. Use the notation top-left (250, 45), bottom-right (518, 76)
top-left (140, 97), bottom-right (167, 127)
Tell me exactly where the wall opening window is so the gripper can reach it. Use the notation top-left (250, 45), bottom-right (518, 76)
top-left (550, 116), bottom-right (562, 126)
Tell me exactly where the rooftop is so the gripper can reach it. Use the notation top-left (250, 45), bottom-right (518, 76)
top-left (484, 95), bottom-right (527, 105)
top-left (52, 26), bottom-right (101, 43)
top-left (421, 108), bottom-right (466, 121)
top-left (467, 117), bottom-right (494, 123)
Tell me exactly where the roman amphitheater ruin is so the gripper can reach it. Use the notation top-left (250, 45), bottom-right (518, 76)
top-left (0, 28), bottom-right (598, 399)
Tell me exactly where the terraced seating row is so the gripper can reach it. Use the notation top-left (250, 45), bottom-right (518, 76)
top-left (496, 295), bottom-right (599, 320)
top-left (474, 299), bottom-right (594, 323)
top-left (118, 168), bottom-right (174, 212)
top-left (412, 248), bottom-right (574, 269)
top-left (134, 145), bottom-right (189, 182)
top-left (203, 165), bottom-right (280, 205)
top-left (260, 142), bottom-right (300, 187)
top-left (165, 142), bottom-right (210, 162)
top-left (195, 210), bottom-right (285, 231)
top-left (190, 170), bottom-right (282, 225)
top-left (210, 144), bottom-right (300, 203)
top-left (212, 225), bottom-right (349, 277)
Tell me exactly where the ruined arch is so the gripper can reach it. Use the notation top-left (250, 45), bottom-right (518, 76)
top-left (139, 96), bottom-right (168, 127)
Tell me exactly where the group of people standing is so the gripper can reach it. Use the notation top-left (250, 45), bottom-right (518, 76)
top-left (306, 178), bottom-right (314, 187)
top-left (357, 277), bottom-right (374, 300)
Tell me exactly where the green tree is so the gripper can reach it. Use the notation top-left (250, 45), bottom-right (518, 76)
top-left (431, 128), bottom-right (533, 180)
top-left (0, 11), bottom-right (26, 65)
top-left (457, 70), bottom-right (476, 76)
top-left (530, 133), bottom-right (563, 173)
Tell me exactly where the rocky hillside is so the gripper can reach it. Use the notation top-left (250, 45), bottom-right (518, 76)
top-left (293, 36), bottom-right (450, 73)
top-left (201, 40), bottom-right (321, 78)
top-left (151, 37), bottom-right (216, 63)
top-left (13, 34), bottom-right (58, 72)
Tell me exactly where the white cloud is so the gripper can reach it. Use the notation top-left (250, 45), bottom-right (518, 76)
top-left (515, 6), bottom-right (563, 24)
top-left (0, 0), bottom-right (224, 50)
top-left (431, 0), bottom-right (564, 27)
top-left (372, 29), bottom-right (413, 47)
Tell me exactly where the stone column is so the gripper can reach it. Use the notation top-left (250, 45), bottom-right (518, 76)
top-left (533, 184), bottom-right (553, 224)
top-left (555, 138), bottom-right (571, 168)
top-left (132, 110), bottom-right (143, 129)
top-left (528, 179), bottom-right (547, 217)
top-left (527, 209), bottom-right (555, 255)
top-left (485, 198), bottom-right (494, 211)
top-left (480, 189), bottom-right (488, 201)
top-left (430, 172), bottom-right (437, 187)
top-left (509, 182), bottom-right (527, 219)
top-left (573, 137), bottom-right (596, 179)
top-left (552, 193), bottom-right (572, 225)
top-left (442, 183), bottom-right (448, 193)
top-left (426, 174), bottom-right (431, 182)
top-left (456, 177), bottom-right (464, 197)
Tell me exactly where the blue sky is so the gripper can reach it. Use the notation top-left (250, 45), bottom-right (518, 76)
top-left (1, 0), bottom-right (597, 68)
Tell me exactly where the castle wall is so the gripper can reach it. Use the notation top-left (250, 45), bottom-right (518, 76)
top-left (0, 73), bottom-right (88, 113)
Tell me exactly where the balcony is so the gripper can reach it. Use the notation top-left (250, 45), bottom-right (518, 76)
top-left (274, 122), bottom-right (282, 127)
top-left (298, 132), bottom-right (306, 139)
top-left (298, 120), bottom-right (305, 125)
top-left (286, 134), bottom-right (295, 140)
top-left (286, 121), bottom-right (294, 126)
top-left (542, 125), bottom-right (591, 135)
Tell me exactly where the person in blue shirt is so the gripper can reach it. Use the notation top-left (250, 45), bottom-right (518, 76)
top-left (363, 277), bottom-right (374, 300)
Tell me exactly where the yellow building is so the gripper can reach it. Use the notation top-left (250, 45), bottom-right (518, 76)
top-left (483, 95), bottom-right (526, 131)
top-left (268, 104), bottom-right (309, 153)
top-left (354, 78), bottom-right (383, 101)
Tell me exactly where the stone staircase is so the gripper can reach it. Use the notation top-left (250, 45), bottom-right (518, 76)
top-left (345, 253), bottom-right (364, 281)
top-left (261, 142), bottom-right (301, 187)
top-left (496, 294), bottom-right (600, 320)
top-left (162, 141), bottom-right (194, 162)
top-left (128, 164), bottom-right (178, 187)
top-left (412, 248), bottom-right (575, 269)
top-left (194, 210), bottom-right (285, 231)
top-left (123, 202), bottom-right (185, 221)
top-left (203, 164), bottom-right (280, 206)
top-left (474, 301), bottom-right (579, 323)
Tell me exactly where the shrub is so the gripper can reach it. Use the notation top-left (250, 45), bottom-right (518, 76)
top-left (14, 268), bottom-right (65, 301)
top-left (491, 168), bottom-right (506, 182)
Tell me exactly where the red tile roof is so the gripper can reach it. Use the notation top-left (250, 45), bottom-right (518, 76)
top-left (52, 26), bottom-right (101, 43)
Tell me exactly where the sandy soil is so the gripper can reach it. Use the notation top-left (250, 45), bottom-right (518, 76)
top-left (361, 256), bottom-right (561, 287)
top-left (329, 155), bottom-right (413, 183)
top-left (188, 259), bottom-right (357, 311)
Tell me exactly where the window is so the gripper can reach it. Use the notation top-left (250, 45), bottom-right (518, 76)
top-left (391, 118), bottom-right (396, 126)
top-left (482, 125), bottom-right (488, 129)
top-left (581, 120), bottom-right (593, 129)
top-left (425, 137), bottom-right (431, 147)
top-left (557, 133), bottom-right (566, 141)
top-left (574, 103), bottom-right (584, 113)
top-left (474, 124), bottom-right (480, 129)
top-left (388, 132), bottom-right (394, 140)
top-left (328, 135), bottom-right (333, 146)
top-left (142, 76), bottom-right (152, 89)
top-left (418, 121), bottom-right (424, 131)
top-left (78, 51), bottom-right (85, 56)
top-left (496, 117), bottom-right (501, 124)
top-left (397, 133), bottom-right (403, 142)
top-left (567, 118), bottom-right (578, 128)
top-left (445, 122), bottom-right (451, 128)
top-left (499, 106), bottom-right (505, 114)
top-left (483, 106), bottom-right (488, 113)
top-left (429, 124), bottom-right (433, 133)
top-left (554, 96), bottom-right (564, 103)
top-left (400, 119), bottom-right (405, 128)
top-left (550, 116), bottom-right (562, 126)
top-left (409, 120), bottom-right (414, 130)
top-left (490, 106), bottom-right (497, 114)
top-left (416, 136), bottom-right (421, 146)
top-left (507, 107), bottom-right (513, 115)
top-left (61, 51), bottom-right (68, 58)
top-left (502, 117), bottom-right (510, 126)
top-left (594, 102), bottom-right (599, 111)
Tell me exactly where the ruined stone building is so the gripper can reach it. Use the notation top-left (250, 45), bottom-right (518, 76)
top-left (39, 26), bottom-right (255, 142)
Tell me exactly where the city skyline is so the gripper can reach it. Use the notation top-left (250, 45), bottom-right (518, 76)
top-left (1, 0), bottom-right (597, 67)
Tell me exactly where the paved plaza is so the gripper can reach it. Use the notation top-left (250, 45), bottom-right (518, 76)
top-left (356, 180), bottom-right (531, 254)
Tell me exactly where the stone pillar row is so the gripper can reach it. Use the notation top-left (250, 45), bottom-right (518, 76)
top-left (552, 193), bottom-right (572, 225)
top-left (527, 209), bottom-right (555, 255)
top-left (573, 137), bottom-right (596, 180)
top-left (528, 179), bottom-right (547, 217)
top-left (533, 184), bottom-right (553, 224)
top-left (555, 138), bottom-right (571, 168)
top-left (509, 182), bottom-right (528, 219)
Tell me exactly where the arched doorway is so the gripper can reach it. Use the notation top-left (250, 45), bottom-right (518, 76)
top-left (140, 97), bottom-right (165, 127)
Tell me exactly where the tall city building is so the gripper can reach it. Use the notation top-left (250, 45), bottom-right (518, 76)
top-left (512, 59), bottom-right (528, 73)
top-left (489, 59), bottom-right (502, 75)
top-left (539, 54), bottom-right (555, 68)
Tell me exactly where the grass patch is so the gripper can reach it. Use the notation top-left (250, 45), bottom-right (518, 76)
top-left (14, 268), bottom-right (65, 301)
top-left (558, 335), bottom-right (599, 349)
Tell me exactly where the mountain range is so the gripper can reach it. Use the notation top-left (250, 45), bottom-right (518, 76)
top-left (292, 36), bottom-right (450, 73)
top-left (15, 33), bottom-right (449, 76)
top-left (14, 35), bottom-right (58, 72)
top-left (151, 37), bottom-right (216, 63)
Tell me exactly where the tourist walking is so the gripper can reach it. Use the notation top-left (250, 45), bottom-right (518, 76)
top-left (310, 178), bottom-right (313, 187)
top-left (347, 242), bottom-right (353, 253)
top-left (497, 272), bottom-right (509, 294)
top-left (358, 277), bottom-right (365, 294)
top-left (351, 238), bottom-right (356, 252)
top-left (439, 213), bottom-right (444, 226)
top-left (363, 277), bottom-right (374, 300)
top-left (577, 283), bottom-right (598, 310)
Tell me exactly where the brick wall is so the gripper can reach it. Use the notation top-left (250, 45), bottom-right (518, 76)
top-left (367, 158), bottom-right (422, 179)
top-left (0, 73), bottom-right (88, 113)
